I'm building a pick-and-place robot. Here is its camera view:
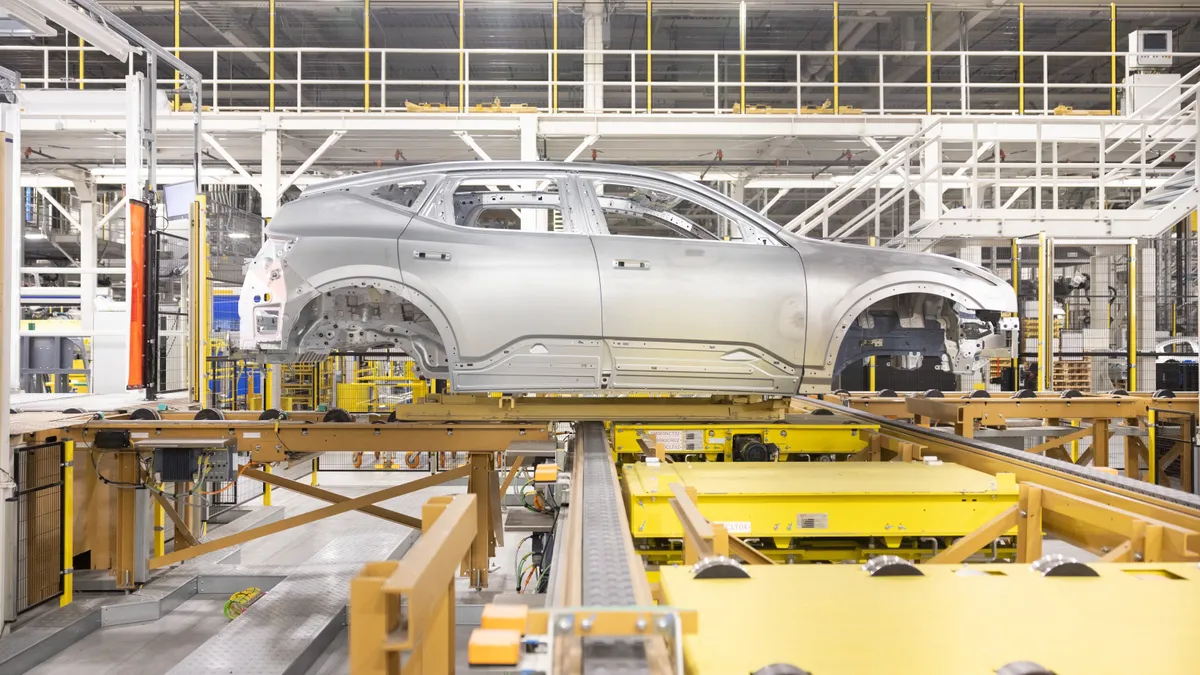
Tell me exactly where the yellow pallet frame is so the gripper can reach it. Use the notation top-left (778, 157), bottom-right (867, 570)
top-left (623, 462), bottom-right (1019, 555)
top-left (611, 419), bottom-right (877, 462)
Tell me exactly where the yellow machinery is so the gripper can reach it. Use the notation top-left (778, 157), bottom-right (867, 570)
top-left (624, 461), bottom-right (1019, 563)
top-left (611, 415), bottom-right (877, 462)
top-left (658, 562), bottom-right (1200, 675)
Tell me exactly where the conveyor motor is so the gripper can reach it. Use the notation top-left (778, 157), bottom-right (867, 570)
top-left (144, 439), bottom-right (238, 482)
top-left (731, 434), bottom-right (778, 462)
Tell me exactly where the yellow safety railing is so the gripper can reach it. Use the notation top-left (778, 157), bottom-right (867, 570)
top-left (5, 41), bottom-right (1167, 116)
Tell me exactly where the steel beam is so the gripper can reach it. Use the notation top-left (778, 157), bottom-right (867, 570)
top-left (241, 467), bottom-right (422, 529)
top-left (149, 464), bottom-right (471, 569)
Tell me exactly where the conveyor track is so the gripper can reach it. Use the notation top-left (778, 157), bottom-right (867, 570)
top-left (576, 421), bottom-right (650, 674)
top-left (798, 400), bottom-right (1200, 514)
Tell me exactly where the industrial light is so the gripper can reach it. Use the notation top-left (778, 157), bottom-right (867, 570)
top-left (0, 4), bottom-right (55, 37)
top-left (9, 0), bottom-right (135, 62)
top-left (228, 232), bottom-right (250, 240)
top-left (24, 231), bottom-right (46, 240)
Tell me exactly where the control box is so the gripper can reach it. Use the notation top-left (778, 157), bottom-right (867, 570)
top-left (1128, 30), bottom-right (1173, 70)
top-left (141, 439), bottom-right (238, 482)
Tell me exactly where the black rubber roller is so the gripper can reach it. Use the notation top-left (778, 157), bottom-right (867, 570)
top-left (323, 408), bottom-right (354, 423)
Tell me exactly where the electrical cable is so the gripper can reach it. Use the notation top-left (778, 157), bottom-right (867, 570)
top-left (89, 447), bottom-right (148, 488)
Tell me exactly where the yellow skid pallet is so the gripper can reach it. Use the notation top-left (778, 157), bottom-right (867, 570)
top-left (1053, 104), bottom-right (1118, 116)
top-left (623, 461), bottom-right (1018, 544)
top-left (731, 100), bottom-right (863, 115)
top-left (404, 99), bottom-right (458, 113)
top-left (469, 97), bottom-right (539, 113)
top-left (660, 563), bottom-right (1200, 675)
top-left (612, 418), bottom-right (877, 462)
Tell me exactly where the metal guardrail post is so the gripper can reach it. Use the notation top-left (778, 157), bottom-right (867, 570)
top-left (60, 441), bottom-right (73, 607)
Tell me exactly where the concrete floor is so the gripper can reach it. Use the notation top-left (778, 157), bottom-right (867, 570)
top-left (14, 466), bottom-right (1089, 675)
top-left (19, 470), bottom-right (496, 675)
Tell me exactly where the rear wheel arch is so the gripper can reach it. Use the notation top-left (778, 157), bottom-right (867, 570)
top-left (292, 277), bottom-right (459, 376)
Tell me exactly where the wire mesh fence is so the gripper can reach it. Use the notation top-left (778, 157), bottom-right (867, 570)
top-left (12, 442), bottom-right (63, 614)
top-left (207, 357), bottom-right (265, 411)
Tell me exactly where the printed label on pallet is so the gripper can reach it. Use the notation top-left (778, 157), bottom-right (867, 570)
top-left (796, 513), bottom-right (829, 529)
top-left (647, 430), bottom-right (683, 451)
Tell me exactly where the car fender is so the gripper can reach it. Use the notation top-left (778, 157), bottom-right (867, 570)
top-left (816, 270), bottom-right (1015, 371)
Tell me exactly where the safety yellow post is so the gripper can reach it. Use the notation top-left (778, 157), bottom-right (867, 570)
top-left (154, 490), bottom-right (165, 558)
top-left (459, 0), bottom-right (465, 111)
top-left (1011, 239), bottom-right (1020, 388)
top-left (1128, 241), bottom-right (1137, 390)
top-left (646, 0), bottom-right (653, 112)
top-left (832, 2), bottom-right (839, 112)
top-left (263, 464), bottom-right (273, 506)
top-left (269, 0), bottom-right (276, 112)
top-left (60, 441), bottom-right (74, 607)
top-left (78, 37), bottom-right (84, 90)
top-left (1037, 232), bottom-right (1050, 391)
top-left (1018, 3), bottom-right (1025, 114)
top-left (553, 0), bottom-right (559, 112)
top-left (311, 458), bottom-right (319, 487)
top-left (1110, 4), bottom-right (1118, 115)
top-left (364, 0), bottom-right (370, 112)
top-left (739, 0), bottom-right (747, 113)
top-left (869, 235), bottom-right (877, 389)
top-left (925, 2), bottom-right (932, 114)
top-left (1148, 408), bottom-right (1157, 484)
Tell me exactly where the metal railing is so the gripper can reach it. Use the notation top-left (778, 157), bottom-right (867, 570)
top-left (5, 44), bottom-right (1197, 116)
top-left (783, 63), bottom-right (1200, 241)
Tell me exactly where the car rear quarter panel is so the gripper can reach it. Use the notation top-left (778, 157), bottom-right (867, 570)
top-left (790, 238), bottom-right (1017, 370)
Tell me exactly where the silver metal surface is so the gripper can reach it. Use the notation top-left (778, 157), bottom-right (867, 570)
top-left (576, 422), bottom-right (649, 674)
top-left (0, 505), bottom-right (286, 673)
top-left (240, 162), bottom-right (1016, 393)
top-left (166, 527), bottom-right (419, 675)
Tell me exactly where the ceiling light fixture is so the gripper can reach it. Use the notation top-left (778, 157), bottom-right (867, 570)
top-left (24, 231), bottom-right (47, 240)
top-left (10, 0), bottom-right (135, 62)
top-left (0, 4), bottom-right (55, 37)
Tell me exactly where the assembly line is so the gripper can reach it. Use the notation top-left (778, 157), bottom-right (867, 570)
top-left (4, 1), bottom-right (1200, 674)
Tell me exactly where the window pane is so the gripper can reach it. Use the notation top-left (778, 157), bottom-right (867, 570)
top-left (370, 180), bottom-right (426, 209)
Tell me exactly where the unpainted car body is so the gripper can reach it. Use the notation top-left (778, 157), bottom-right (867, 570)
top-left (239, 162), bottom-right (1017, 393)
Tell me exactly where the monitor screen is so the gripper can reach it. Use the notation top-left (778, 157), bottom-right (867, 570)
top-left (1142, 32), bottom-right (1168, 52)
top-left (162, 181), bottom-right (196, 221)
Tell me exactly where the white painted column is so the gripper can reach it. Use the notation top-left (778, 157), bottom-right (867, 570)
top-left (519, 116), bottom-right (546, 231)
top-left (583, 0), bottom-right (605, 113)
top-left (260, 125), bottom-right (281, 220)
top-left (919, 137), bottom-right (941, 221)
top-left (71, 178), bottom-right (97, 335)
top-left (261, 126), bottom-right (282, 408)
top-left (0, 114), bottom-right (18, 625)
top-left (2, 104), bottom-right (19, 393)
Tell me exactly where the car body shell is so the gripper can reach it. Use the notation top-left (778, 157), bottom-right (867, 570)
top-left (240, 161), bottom-right (1017, 393)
